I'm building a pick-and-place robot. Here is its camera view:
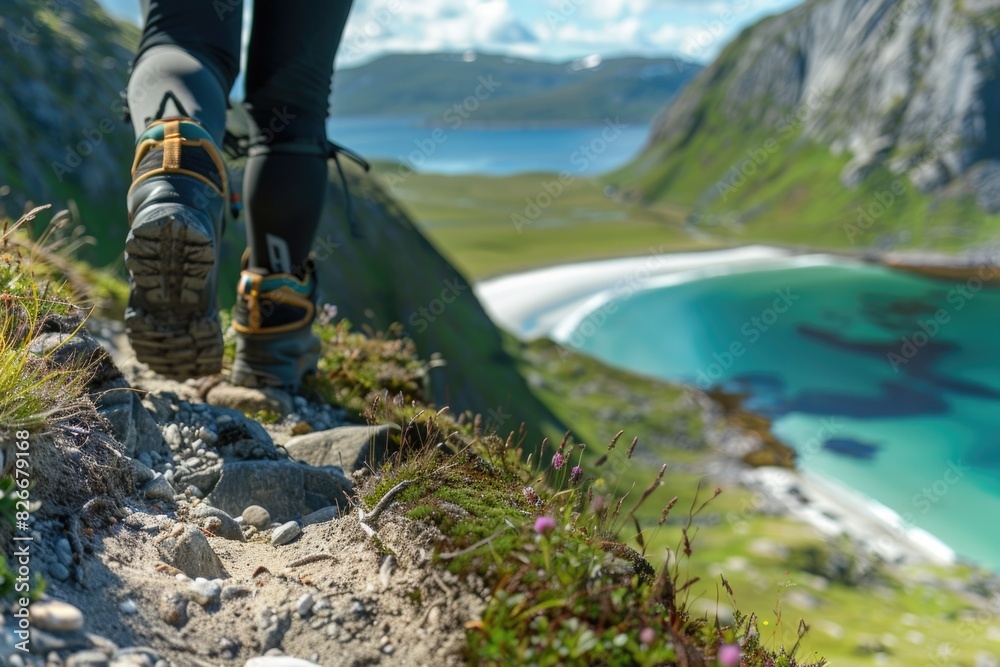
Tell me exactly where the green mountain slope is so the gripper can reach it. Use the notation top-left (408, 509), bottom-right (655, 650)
top-left (0, 0), bottom-right (137, 253)
top-left (330, 53), bottom-right (700, 123)
top-left (613, 0), bottom-right (1000, 252)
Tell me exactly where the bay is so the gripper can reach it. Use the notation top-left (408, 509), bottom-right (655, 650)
top-left (326, 116), bottom-right (651, 176)
top-left (565, 259), bottom-right (1000, 570)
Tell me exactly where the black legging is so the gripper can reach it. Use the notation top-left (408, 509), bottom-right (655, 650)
top-left (127, 0), bottom-right (354, 276)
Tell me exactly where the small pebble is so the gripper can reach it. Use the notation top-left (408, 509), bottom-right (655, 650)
top-left (221, 585), bottom-right (251, 602)
top-left (296, 594), bottom-right (314, 618)
top-left (119, 599), bottom-right (138, 615)
top-left (66, 650), bottom-right (110, 667)
top-left (30, 599), bottom-right (85, 632)
top-left (379, 555), bottom-right (396, 588)
top-left (49, 563), bottom-right (71, 582)
top-left (381, 645), bottom-right (395, 656)
top-left (271, 521), bottom-right (301, 546)
top-left (197, 426), bottom-right (218, 444)
top-left (56, 538), bottom-right (73, 566)
top-left (184, 457), bottom-right (201, 468)
top-left (187, 580), bottom-right (222, 607)
top-left (242, 505), bottom-right (271, 530)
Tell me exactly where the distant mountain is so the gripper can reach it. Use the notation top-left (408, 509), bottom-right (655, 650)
top-left (614, 0), bottom-right (1000, 250)
top-left (331, 53), bottom-right (701, 124)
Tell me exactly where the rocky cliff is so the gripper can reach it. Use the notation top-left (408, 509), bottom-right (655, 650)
top-left (618, 0), bottom-right (1000, 247)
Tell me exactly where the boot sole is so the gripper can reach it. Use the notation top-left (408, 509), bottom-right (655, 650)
top-left (124, 205), bottom-right (222, 379)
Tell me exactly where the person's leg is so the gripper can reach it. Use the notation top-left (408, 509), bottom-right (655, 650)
top-left (242, 0), bottom-right (354, 276)
top-left (128, 0), bottom-right (243, 144)
top-left (231, 0), bottom-right (354, 390)
top-left (124, 0), bottom-right (243, 380)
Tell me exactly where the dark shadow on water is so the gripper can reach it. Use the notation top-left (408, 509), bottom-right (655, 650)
top-left (730, 372), bottom-right (950, 419)
top-left (822, 438), bottom-right (880, 460)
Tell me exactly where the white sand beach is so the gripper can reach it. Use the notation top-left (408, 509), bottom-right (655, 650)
top-left (476, 246), bottom-right (958, 567)
top-left (474, 245), bottom-right (794, 340)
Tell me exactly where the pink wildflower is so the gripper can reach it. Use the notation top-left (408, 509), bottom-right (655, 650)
top-left (717, 643), bottom-right (741, 667)
top-left (534, 515), bottom-right (556, 534)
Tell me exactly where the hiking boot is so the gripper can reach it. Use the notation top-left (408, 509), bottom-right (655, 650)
top-left (124, 118), bottom-right (228, 379)
top-left (231, 257), bottom-right (321, 392)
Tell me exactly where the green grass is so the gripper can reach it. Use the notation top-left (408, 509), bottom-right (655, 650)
top-left (518, 338), bottom-right (1000, 666)
top-left (375, 166), bottom-right (713, 280)
top-left (0, 211), bottom-right (90, 435)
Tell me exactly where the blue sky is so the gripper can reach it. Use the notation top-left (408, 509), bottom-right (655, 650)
top-left (98, 0), bottom-right (803, 67)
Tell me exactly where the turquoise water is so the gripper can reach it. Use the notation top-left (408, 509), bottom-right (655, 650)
top-left (327, 116), bottom-right (651, 176)
top-left (566, 260), bottom-right (1000, 569)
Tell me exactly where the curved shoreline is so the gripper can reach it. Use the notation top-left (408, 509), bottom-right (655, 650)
top-left (474, 245), bottom-right (794, 340)
top-left (475, 246), bottom-right (960, 568)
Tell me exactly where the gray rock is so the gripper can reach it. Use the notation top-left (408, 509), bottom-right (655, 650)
top-left (142, 474), bottom-right (175, 503)
top-left (49, 563), bottom-right (71, 582)
top-left (301, 506), bottom-right (338, 527)
top-left (186, 580), bottom-right (222, 607)
top-left (129, 457), bottom-right (156, 486)
top-left (21, 628), bottom-right (91, 653)
top-left (284, 424), bottom-right (399, 472)
top-left (162, 424), bottom-right (182, 450)
top-left (271, 521), bottom-right (301, 546)
top-left (55, 538), bottom-right (73, 566)
top-left (205, 384), bottom-right (293, 416)
top-left (196, 426), bottom-right (218, 445)
top-left (207, 461), bottom-right (351, 523)
top-left (244, 658), bottom-right (322, 667)
top-left (207, 408), bottom-right (275, 446)
top-left (191, 505), bottom-right (245, 541)
top-left (66, 651), bottom-right (110, 667)
top-left (172, 463), bottom-right (222, 496)
top-left (242, 505), bottom-right (271, 530)
top-left (156, 526), bottom-right (227, 579)
top-left (118, 599), bottom-right (138, 615)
